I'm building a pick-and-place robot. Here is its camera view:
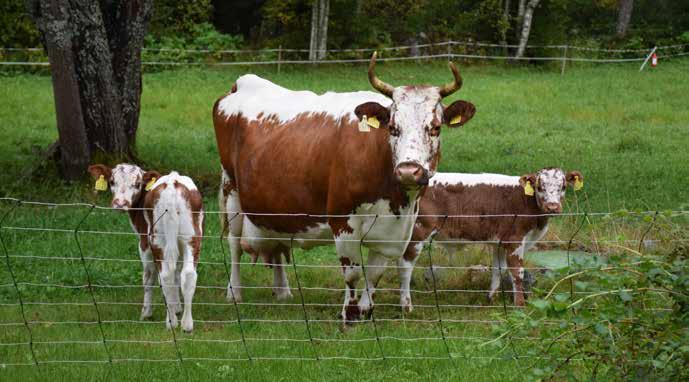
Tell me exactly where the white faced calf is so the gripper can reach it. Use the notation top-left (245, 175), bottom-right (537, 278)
top-left (89, 164), bottom-right (204, 332)
top-left (403, 167), bottom-right (583, 307)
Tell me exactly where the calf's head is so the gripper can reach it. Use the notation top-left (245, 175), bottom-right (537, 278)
top-left (355, 52), bottom-right (476, 189)
top-left (88, 164), bottom-right (161, 210)
top-left (519, 168), bottom-right (583, 214)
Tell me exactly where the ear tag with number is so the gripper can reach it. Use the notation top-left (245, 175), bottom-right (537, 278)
top-left (358, 115), bottom-right (371, 132)
top-left (95, 175), bottom-right (108, 192)
top-left (145, 177), bottom-right (157, 191)
top-left (367, 116), bottom-right (380, 129)
top-left (574, 176), bottom-right (584, 191)
top-left (524, 181), bottom-right (534, 196)
top-left (449, 114), bottom-right (462, 125)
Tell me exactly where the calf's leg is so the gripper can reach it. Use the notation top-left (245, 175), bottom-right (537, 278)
top-left (139, 247), bottom-right (157, 320)
top-left (180, 243), bottom-right (198, 333)
top-left (358, 251), bottom-right (388, 318)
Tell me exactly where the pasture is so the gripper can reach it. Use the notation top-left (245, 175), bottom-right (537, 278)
top-left (1, 60), bottom-right (688, 380)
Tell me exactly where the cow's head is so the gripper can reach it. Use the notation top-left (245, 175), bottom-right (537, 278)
top-left (355, 52), bottom-right (476, 189)
top-left (519, 168), bottom-right (583, 214)
top-left (88, 163), bottom-right (160, 210)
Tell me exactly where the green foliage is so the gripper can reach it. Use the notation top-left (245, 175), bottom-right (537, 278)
top-left (0, 0), bottom-right (40, 48)
top-left (148, 0), bottom-right (213, 37)
top-left (143, 22), bottom-right (243, 65)
top-left (491, 250), bottom-right (689, 380)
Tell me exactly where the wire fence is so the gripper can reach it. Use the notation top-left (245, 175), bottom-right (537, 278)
top-left (0, 197), bottom-right (687, 367)
top-left (1, 40), bottom-right (688, 72)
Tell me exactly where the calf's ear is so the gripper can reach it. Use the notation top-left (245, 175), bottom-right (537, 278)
top-left (519, 173), bottom-right (537, 195)
top-left (565, 171), bottom-right (583, 185)
top-left (443, 100), bottom-right (476, 127)
top-left (142, 171), bottom-right (161, 184)
top-left (88, 164), bottom-right (112, 180)
top-left (354, 102), bottom-right (390, 126)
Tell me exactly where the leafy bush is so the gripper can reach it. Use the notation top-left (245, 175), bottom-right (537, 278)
top-left (490, 248), bottom-right (689, 380)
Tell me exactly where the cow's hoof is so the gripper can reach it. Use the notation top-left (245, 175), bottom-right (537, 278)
top-left (226, 290), bottom-right (242, 303)
top-left (181, 319), bottom-right (193, 333)
top-left (274, 288), bottom-right (293, 301)
top-left (401, 297), bottom-right (413, 313)
top-left (140, 308), bottom-right (153, 320)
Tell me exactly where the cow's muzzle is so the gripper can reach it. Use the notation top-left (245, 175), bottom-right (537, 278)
top-left (395, 162), bottom-right (429, 188)
top-left (112, 199), bottom-right (130, 210)
top-left (543, 202), bottom-right (562, 214)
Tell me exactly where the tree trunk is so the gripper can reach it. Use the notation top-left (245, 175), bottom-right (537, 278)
top-left (26, 0), bottom-right (152, 180)
top-left (615, 0), bottom-right (634, 38)
top-left (515, 0), bottom-right (540, 59)
top-left (309, 0), bottom-right (329, 61)
top-left (500, 0), bottom-right (511, 55)
top-left (317, 0), bottom-right (328, 60)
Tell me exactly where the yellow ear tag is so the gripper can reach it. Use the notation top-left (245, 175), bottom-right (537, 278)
top-left (524, 181), bottom-right (534, 196)
top-left (449, 114), bottom-right (462, 125)
top-left (358, 115), bottom-right (371, 132)
top-left (574, 176), bottom-right (584, 191)
top-left (94, 175), bottom-right (108, 191)
top-left (366, 116), bottom-right (380, 129)
top-left (145, 178), bottom-right (157, 191)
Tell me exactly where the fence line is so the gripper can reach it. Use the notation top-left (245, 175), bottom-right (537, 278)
top-left (0, 198), bottom-right (685, 367)
top-left (2, 40), bottom-right (688, 68)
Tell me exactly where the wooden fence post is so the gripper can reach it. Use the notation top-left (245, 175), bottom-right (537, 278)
top-left (561, 45), bottom-right (568, 75)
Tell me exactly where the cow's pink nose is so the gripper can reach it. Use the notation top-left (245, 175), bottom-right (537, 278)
top-left (544, 203), bottom-right (561, 213)
top-left (395, 162), bottom-right (428, 187)
top-left (112, 199), bottom-right (128, 209)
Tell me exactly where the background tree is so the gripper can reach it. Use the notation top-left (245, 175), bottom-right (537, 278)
top-left (25, 0), bottom-right (153, 180)
top-left (615, 0), bottom-right (634, 38)
top-left (308, 0), bottom-right (329, 61)
top-left (514, 0), bottom-right (541, 58)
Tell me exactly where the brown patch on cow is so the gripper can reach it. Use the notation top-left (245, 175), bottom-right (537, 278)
top-left (345, 298), bottom-right (360, 322)
top-left (142, 183), bottom-right (167, 264)
top-left (404, 182), bottom-right (548, 264)
top-left (231, 83), bottom-right (237, 93)
top-left (339, 257), bottom-right (351, 273)
top-left (214, 110), bottom-right (415, 234)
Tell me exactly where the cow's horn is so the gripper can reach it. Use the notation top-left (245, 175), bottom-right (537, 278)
top-left (368, 52), bottom-right (394, 98)
top-left (438, 62), bottom-right (463, 97)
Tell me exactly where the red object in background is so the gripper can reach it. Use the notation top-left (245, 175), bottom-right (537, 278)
top-left (651, 52), bottom-right (658, 67)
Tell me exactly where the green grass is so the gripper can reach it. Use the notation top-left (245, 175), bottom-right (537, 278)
top-left (1, 60), bottom-right (688, 380)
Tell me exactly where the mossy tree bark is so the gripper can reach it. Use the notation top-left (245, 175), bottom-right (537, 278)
top-left (26, 0), bottom-right (152, 180)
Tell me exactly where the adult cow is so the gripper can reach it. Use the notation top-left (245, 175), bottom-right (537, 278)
top-left (213, 53), bottom-right (476, 324)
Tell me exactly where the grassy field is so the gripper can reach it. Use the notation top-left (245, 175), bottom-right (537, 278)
top-left (0, 60), bottom-right (688, 380)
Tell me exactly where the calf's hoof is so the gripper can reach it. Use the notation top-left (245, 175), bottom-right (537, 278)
top-left (226, 289), bottom-right (242, 303)
top-left (400, 297), bottom-right (413, 313)
top-left (140, 307), bottom-right (153, 320)
top-left (181, 319), bottom-right (193, 333)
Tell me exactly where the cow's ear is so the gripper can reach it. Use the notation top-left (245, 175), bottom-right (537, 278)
top-left (443, 100), bottom-right (476, 127)
top-left (354, 102), bottom-right (390, 126)
top-left (88, 164), bottom-right (112, 180)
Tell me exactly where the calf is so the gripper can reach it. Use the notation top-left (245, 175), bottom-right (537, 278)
top-left (402, 167), bottom-right (583, 306)
top-left (88, 164), bottom-right (204, 332)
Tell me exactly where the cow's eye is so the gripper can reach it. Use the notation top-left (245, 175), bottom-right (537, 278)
top-left (389, 126), bottom-right (400, 137)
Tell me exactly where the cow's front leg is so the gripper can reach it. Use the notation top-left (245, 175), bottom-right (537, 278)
top-left (334, 236), bottom-right (363, 326)
top-left (506, 244), bottom-right (526, 306)
top-left (358, 251), bottom-right (388, 318)
top-left (399, 241), bottom-right (422, 313)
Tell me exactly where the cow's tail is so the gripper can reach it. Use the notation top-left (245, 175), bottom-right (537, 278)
top-left (219, 168), bottom-right (231, 235)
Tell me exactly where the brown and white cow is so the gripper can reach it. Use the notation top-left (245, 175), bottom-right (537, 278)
top-left (88, 164), bottom-right (204, 332)
top-left (214, 53), bottom-right (476, 324)
top-left (402, 168), bottom-right (583, 306)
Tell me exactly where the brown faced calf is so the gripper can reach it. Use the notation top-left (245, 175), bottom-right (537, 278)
top-left (89, 164), bottom-right (204, 332)
top-left (402, 168), bottom-right (583, 307)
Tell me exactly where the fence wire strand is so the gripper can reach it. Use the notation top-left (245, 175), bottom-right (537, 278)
top-left (0, 198), bottom-right (685, 367)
